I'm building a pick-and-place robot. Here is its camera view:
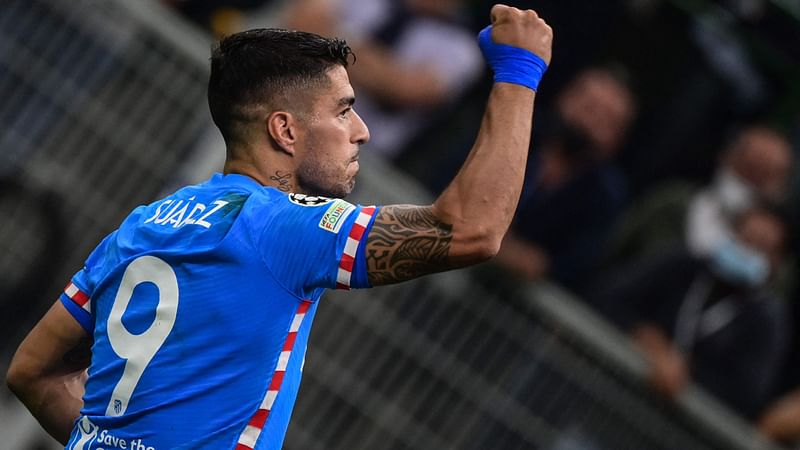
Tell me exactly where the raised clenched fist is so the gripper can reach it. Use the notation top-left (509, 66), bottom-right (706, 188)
top-left (489, 4), bottom-right (552, 65)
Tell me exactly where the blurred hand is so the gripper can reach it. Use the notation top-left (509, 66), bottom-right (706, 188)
top-left (757, 389), bottom-right (800, 443)
top-left (632, 325), bottom-right (689, 399)
top-left (496, 233), bottom-right (550, 280)
top-left (648, 346), bottom-right (689, 399)
top-left (489, 4), bottom-right (553, 65)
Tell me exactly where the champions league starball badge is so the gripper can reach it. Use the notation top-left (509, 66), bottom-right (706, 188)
top-left (288, 193), bottom-right (335, 206)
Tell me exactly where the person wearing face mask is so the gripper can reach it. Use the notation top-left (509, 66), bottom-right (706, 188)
top-left (686, 125), bottom-right (793, 257)
top-left (607, 125), bottom-right (793, 268)
top-left (593, 205), bottom-right (791, 420)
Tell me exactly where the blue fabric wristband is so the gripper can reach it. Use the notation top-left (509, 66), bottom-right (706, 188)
top-left (478, 26), bottom-right (548, 91)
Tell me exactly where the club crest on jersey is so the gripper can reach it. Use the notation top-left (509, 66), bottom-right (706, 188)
top-left (289, 193), bottom-right (334, 206)
top-left (319, 200), bottom-right (355, 233)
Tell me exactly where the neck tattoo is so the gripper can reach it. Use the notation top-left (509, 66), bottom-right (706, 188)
top-left (270, 171), bottom-right (293, 192)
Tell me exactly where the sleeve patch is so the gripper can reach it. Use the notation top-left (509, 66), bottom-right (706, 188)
top-left (336, 206), bottom-right (377, 290)
top-left (64, 282), bottom-right (92, 314)
top-left (319, 200), bottom-right (356, 234)
top-left (289, 193), bottom-right (335, 206)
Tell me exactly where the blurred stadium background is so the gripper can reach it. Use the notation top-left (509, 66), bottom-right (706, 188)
top-left (1, 0), bottom-right (799, 449)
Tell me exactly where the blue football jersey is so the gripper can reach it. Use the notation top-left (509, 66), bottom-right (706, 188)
top-left (61, 173), bottom-right (378, 450)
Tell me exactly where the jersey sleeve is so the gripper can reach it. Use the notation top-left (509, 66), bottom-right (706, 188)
top-left (255, 194), bottom-right (379, 297)
top-left (59, 232), bottom-right (116, 334)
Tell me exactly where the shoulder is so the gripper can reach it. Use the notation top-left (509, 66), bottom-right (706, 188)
top-left (249, 191), bottom-right (359, 234)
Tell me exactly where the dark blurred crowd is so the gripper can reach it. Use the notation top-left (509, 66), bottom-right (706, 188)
top-left (167, 0), bottom-right (800, 444)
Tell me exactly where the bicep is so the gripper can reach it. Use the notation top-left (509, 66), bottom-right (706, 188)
top-left (365, 205), bottom-right (456, 286)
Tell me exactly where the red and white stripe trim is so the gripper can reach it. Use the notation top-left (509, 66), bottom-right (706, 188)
top-left (64, 282), bottom-right (91, 314)
top-left (336, 206), bottom-right (376, 290)
top-left (236, 301), bottom-right (311, 450)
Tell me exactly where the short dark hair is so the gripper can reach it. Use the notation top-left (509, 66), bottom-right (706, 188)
top-left (208, 28), bottom-right (353, 145)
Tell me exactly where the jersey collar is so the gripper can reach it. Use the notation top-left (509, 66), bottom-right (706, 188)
top-left (213, 172), bottom-right (265, 192)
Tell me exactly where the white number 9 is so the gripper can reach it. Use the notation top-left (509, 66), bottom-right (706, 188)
top-left (106, 255), bottom-right (179, 417)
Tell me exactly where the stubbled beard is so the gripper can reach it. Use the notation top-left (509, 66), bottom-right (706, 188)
top-left (296, 159), bottom-right (352, 198)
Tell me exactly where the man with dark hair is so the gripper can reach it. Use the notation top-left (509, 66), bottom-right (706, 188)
top-left (595, 205), bottom-right (791, 419)
top-left (7, 5), bottom-right (552, 449)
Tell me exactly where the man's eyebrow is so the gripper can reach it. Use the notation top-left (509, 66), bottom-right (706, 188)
top-left (338, 96), bottom-right (356, 107)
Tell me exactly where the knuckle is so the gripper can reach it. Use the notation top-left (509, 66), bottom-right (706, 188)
top-left (492, 4), bottom-right (509, 14)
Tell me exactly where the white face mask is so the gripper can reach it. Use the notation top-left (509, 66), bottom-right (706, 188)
top-left (713, 167), bottom-right (757, 215)
top-left (709, 236), bottom-right (770, 288)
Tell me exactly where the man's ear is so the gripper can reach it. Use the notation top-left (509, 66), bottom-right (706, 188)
top-left (267, 111), bottom-right (299, 156)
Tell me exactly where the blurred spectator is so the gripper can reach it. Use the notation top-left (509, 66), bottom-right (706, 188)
top-left (609, 0), bottom-right (798, 197)
top-left (284, 0), bottom-right (483, 159)
top-left (756, 116), bottom-right (800, 446)
top-left (495, 67), bottom-right (636, 291)
top-left (607, 125), bottom-right (793, 266)
top-left (687, 126), bottom-right (792, 254)
top-left (594, 205), bottom-right (791, 419)
top-left (164, 0), bottom-right (278, 36)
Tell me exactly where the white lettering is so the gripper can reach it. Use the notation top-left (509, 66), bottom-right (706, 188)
top-left (131, 438), bottom-right (155, 450)
top-left (98, 429), bottom-right (127, 448)
top-left (145, 197), bottom-right (230, 230)
top-left (195, 200), bottom-right (228, 229)
top-left (166, 201), bottom-right (190, 228)
top-left (143, 200), bottom-right (173, 224)
top-left (154, 200), bottom-right (182, 224)
top-left (73, 420), bottom-right (157, 450)
top-left (180, 202), bottom-right (206, 227)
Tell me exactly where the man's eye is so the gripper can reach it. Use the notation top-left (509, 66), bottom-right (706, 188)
top-left (339, 108), bottom-right (351, 118)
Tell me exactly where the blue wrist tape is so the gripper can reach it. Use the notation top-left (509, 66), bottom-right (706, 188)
top-left (478, 26), bottom-right (548, 91)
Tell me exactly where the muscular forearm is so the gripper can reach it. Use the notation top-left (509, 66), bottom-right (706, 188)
top-left (431, 7), bottom-right (550, 265)
top-left (364, 87), bottom-right (534, 284)
top-left (9, 369), bottom-right (85, 444)
top-left (7, 301), bottom-right (91, 444)
top-left (364, 7), bottom-right (552, 285)
top-left (432, 83), bottom-right (535, 263)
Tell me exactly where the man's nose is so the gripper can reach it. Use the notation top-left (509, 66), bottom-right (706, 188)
top-left (352, 110), bottom-right (370, 145)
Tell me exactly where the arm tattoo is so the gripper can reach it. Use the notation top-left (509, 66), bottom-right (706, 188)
top-left (269, 171), bottom-right (293, 192)
top-left (366, 205), bottom-right (453, 285)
